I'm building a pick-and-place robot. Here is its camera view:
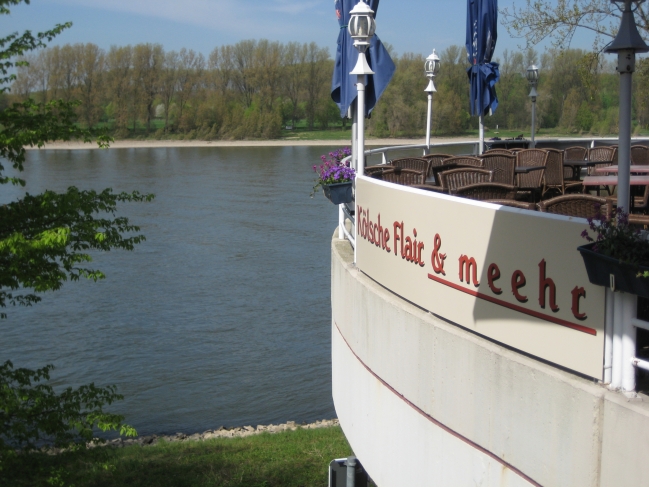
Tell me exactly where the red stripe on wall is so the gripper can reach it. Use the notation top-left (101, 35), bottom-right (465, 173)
top-left (427, 273), bottom-right (597, 336)
top-left (334, 322), bottom-right (542, 487)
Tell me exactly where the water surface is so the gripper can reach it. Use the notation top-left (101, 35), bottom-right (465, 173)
top-left (1, 146), bottom-right (340, 435)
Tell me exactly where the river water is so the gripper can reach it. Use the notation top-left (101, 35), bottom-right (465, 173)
top-left (1, 145), bottom-right (343, 436)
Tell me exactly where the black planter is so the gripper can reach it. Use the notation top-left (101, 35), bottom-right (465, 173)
top-left (322, 182), bottom-right (353, 205)
top-left (578, 242), bottom-right (649, 298)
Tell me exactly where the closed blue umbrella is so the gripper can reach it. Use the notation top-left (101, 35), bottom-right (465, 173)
top-left (331, 0), bottom-right (395, 118)
top-left (466, 0), bottom-right (500, 122)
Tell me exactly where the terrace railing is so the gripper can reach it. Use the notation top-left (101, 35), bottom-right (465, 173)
top-left (335, 136), bottom-right (649, 396)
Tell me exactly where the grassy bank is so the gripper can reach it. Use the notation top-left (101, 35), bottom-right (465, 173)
top-left (6, 427), bottom-right (353, 487)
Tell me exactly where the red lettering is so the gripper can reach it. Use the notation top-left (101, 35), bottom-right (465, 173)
top-left (431, 234), bottom-right (446, 275)
top-left (418, 241), bottom-right (425, 267)
top-left (405, 236), bottom-right (413, 261)
top-left (487, 263), bottom-right (502, 294)
top-left (571, 286), bottom-right (587, 320)
top-left (511, 270), bottom-right (527, 303)
top-left (393, 221), bottom-right (403, 256)
top-left (458, 255), bottom-right (480, 287)
top-left (383, 228), bottom-right (391, 253)
top-left (538, 259), bottom-right (559, 312)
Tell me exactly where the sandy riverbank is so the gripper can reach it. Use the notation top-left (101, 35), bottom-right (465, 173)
top-left (27, 136), bottom-right (478, 150)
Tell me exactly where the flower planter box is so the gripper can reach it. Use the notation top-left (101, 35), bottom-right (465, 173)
top-left (578, 242), bottom-right (649, 298)
top-left (322, 182), bottom-right (353, 205)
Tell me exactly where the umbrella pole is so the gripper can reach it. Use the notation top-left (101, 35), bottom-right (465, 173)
top-left (479, 115), bottom-right (484, 155)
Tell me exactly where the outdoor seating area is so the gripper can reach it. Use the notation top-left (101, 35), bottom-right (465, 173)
top-left (366, 145), bottom-right (649, 222)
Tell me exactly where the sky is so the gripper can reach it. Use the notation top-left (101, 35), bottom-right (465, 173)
top-left (4, 0), bottom-right (602, 62)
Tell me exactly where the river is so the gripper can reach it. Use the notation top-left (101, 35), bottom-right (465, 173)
top-left (1, 145), bottom-right (342, 436)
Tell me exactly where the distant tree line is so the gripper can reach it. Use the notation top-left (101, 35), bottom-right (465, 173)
top-left (8, 40), bottom-right (649, 139)
top-left (10, 40), bottom-right (334, 140)
top-left (371, 45), bottom-right (649, 138)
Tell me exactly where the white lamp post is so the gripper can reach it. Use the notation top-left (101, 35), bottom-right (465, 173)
top-left (604, 0), bottom-right (649, 394)
top-left (526, 65), bottom-right (539, 148)
top-left (348, 0), bottom-right (375, 178)
top-left (424, 50), bottom-right (440, 151)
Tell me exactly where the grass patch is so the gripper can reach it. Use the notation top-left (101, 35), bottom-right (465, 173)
top-left (4, 427), bottom-right (353, 487)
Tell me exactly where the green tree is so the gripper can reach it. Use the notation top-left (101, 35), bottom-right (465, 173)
top-left (500, 0), bottom-right (648, 50)
top-left (0, 0), bottom-right (151, 481)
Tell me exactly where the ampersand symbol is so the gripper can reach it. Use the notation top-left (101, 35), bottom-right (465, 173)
top-left (431, 233), bottom-right (446, 275)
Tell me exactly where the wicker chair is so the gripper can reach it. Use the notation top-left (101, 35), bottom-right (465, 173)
top-left (587, 146), bottom-right (617, 195)
top-left (541, 148), bottom-right (582, 197)
top-left (442, 156), bottom-right (484, 168)
top-left (516, 149), bottom-right (548, 199)
top-left (629, 213), bottom-right (649, 227)
top-left (483, 149), bottom-right (513, 155)
top-left (537, 194), bottom-right (611, 219)
top-left (564, 146), bottom-right (587, 180)
top-left (422, 153), bottom-right (453, 168)
top-left (631, 145), bottom-right (649, 165)
top-left (439, 168), bottom-right (493, 192)
top-left (485, 199), bottom-right (536, 210)
top-left (564, 146), bottom-right (587, 160)
top-left (632, 185), bottom-right (649, 213)
top-left (365, 165), bottom-right (389, 177)
top-left (480, 153), bottom-right (516, 185)
top-left (453, 183), bottom-right (517, 200)
top-left (379, 167), bottom-right (426, 186)
top-left (587, 146), bottom-right (616, 175)
top-left (390, 157), bottom-right (432, 178)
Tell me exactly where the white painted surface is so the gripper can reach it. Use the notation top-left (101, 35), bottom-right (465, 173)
top-left (355, 176), bottom-right (605, 378)
top-left (331, 235), bottom-right (649, 487)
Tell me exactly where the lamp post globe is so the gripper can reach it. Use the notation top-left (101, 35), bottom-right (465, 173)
top-left (526, 65), bottom-right (539, 88)
top-left (424, 49), bottom-right (440, 93)
top-left (347, 0), bottom-right (377, 206)
top-left (526, 65), bottom-right (539, 147)
top-left (348, 0), bottom-right (376, 53)
top-left (424, 49), bottom-right (440, 149)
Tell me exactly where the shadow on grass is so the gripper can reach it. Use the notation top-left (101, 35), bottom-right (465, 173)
top-left (3, 427), bottom-right (352, 487)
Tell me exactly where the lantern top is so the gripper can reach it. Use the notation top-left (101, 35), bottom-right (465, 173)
top-left (606, 0), bottom-right (649, 53)
top-left (526, 65), bottom-right (539, 83)
top-left (348, 0), bottom-right (376, 45)
top-left (425, 50), bottom-right (441, 78)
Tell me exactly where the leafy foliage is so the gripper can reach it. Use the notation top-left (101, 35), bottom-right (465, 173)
top-left (0, 361), bottom-right (136, 453)
top-left (500, 0), bottom-right (629, 50)
top-left (582, 207), bottom-right (649, 272)
top-left (0, 1), bottom-right (150, 481)
top-left (0, 187), bottom-right (153, 317)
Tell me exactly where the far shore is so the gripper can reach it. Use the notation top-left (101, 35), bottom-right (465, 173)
top-left (25, 134), bottom-right (618, 151)
top-left (28, 136), bottom-right (477, 151)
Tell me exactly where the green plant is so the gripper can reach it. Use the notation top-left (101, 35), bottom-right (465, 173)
top-left (311, 147), bottom-right (354, 197)
top-left (0, 361), bottom-right (136, 453)
top-left (0, 1), bottom-right (150, 483)
top-left (582, 207), bottom-right (649, 276)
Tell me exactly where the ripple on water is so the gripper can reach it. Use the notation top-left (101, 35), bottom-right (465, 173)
top-left (2, 145), bottom-right (341, 435)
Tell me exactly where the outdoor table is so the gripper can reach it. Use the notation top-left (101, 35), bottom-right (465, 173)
top-left (563, 159), bottom-right (599, 167)
top-left (514, 166), bottom-right (545, 174)
top-left (594, 165), bottom-right (649, 174)
top-left (582, 175), bottom-right (649, 187)
top-left (564, 159), bottom-right (614, 180)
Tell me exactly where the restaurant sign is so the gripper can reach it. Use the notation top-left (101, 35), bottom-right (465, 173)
top-left (355, 177), bottom-right (605, 378)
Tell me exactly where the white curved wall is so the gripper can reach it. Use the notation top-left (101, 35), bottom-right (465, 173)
top-left (331, 235), bottom-right (649, 487)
